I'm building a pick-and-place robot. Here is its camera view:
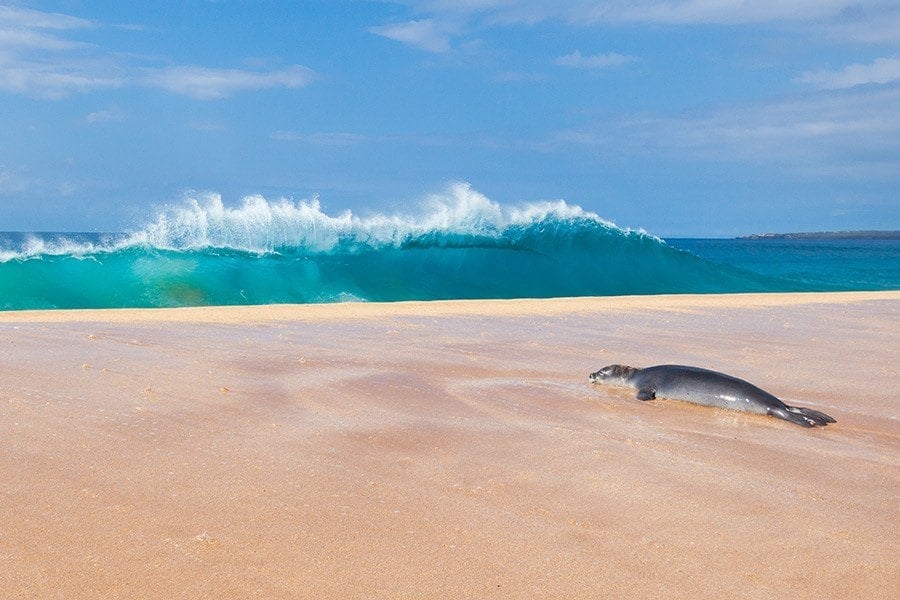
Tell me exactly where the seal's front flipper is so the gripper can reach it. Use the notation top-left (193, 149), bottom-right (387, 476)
top-left (786, 405), bottom-right (835, 425)
top-left (636, 388), bottom-right (656, 401)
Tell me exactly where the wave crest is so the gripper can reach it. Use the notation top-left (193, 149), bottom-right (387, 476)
top-left (0, 233), bottom-right (112, 261)
top-left (7, 183), bottom-right (784, 309)
top-left (125, 182), bottom-right (639, 253)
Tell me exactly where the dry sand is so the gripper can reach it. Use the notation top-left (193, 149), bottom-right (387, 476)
top-left (0, 292), bottom-right (897, 599)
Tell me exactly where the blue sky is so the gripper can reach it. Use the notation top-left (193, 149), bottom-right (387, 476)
top-left (1, 0), bottom-right (898, 236)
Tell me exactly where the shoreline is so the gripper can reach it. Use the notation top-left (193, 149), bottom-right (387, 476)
top-left (1, 291), bottom-right (897, 598)
top-left (1, 290), bottom-right (897, 323)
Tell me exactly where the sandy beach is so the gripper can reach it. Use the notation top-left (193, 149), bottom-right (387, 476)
top-left (0, 292), bottom-right (897, 599)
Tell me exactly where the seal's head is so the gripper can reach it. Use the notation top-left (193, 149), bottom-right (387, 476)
top-left (589, 364), bottom-right (638, 384)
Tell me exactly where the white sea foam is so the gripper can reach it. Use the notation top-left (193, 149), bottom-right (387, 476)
top-left (0, 182), bottom-right (647, 261)
top-left (127, 192), bottom-right (354, 252)
top-left (0, 234), bottom-right (107, 262)
top-left (124, 182), bottom-right (636, 253)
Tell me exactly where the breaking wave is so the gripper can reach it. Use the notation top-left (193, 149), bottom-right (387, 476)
top-left (0, 183), bottom-right (804, 309)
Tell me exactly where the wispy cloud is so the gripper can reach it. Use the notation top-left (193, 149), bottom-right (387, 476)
top-left (396, 0), bottom-right (889, 25)
top-left (0, 6), bottom-right (316, 99)
top-left (796, 57), bottom-right (900, 90)
top-left (654, 89), bottom-right (900, 164)
top-left (188, 120), bottom-right (228, 132)
top-left (555, 50), bottom-right (636, 69)
top-left (540, 85), bottom-right (900, 179)
top-left (0, 5), bottom-right (93, 30)
top-left (0, 164), bottom-right (29, 195)
top-left (0, 57), bottom-right (123, 98)
top-left (0, 5), bottom-right (121, 98)
top-left (369, 19), bottom-right (452, 53)
top-left (0, 27), bottom-right (89, 51)
top-left (85, 106), bottom-right (126, 123)
top-left (271, 131), bottom-right (370, 146)
top-left (142, 65), bottom-right (315, 99)
top-left (493, 70), bottom-right (547, 83)
top-left (371, 1), bottom-right (897, 69)
top-left (606, 0), bottom-right (862, 24)
top-left (825, 8), bottom-right (900, 44)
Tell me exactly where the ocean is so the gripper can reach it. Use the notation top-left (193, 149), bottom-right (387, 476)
top-left (1, 187), bottom-right (897, 310)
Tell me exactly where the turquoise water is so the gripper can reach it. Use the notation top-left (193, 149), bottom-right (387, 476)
top-left (669, 237), bottom-right (899, 292)
top-left (1, 188), bottom-right (897, 310)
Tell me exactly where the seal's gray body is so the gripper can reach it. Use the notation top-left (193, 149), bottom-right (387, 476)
top-left (589, 364), bottom-right (835, 427)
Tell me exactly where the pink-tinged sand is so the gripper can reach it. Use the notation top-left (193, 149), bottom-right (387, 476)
top-left (0, 292), bottom-right (897, 598)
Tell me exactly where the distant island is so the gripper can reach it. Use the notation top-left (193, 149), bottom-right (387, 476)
top-left (738, 230), bottom-right (900, 240)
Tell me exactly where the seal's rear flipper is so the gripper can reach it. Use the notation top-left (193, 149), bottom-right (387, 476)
top-left (768, 407), bottom-right (815, 427)
top-left (769, 406), bottom-right (834, 427)
top-left (786, 405), bottom-right (836, 425)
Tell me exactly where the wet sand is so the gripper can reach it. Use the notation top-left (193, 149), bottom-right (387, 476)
top-left (0, 292), bottom-right (897, 598)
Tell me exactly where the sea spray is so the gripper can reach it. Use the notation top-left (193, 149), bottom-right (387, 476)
top-left (128, 183), bottom-right (619, 253)
top-left (0, 184), bottom-right (820, 310)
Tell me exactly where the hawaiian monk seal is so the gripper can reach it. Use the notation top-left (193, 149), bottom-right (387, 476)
top-left (589, 364), bottom-right (835, 427)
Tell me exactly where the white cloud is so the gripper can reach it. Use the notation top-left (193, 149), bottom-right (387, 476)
top-left (398, 0), bottom-right (890, 25)
top-left (85, 106), bottom-right (126, 123)
top-left (142, 65), bottom-right (315, 99)
top-left (0, 6), bottom-right (316, 100)
top-left (0, 5), bottom-right (93, 30)
top-left (797, 57), bottom-right (900, 90)
top-left (271, 131), bottom-right (370, 146)
top-left (555, 50), bottom-right (636, 69)
top-left (825, 9), bottom-right (900, 44)
top-left (493, 70), bottom-right (547, 83)
top-left (0, 164), bottom-right (29, 195)
top-left (377, 1), bottom-right (898, 66)
top-left (542, 85), bottom-right (900, 179)
top-left (369, 19), bottom-right (452, 52)
top-left (607, 0), bottom-right (859, 24)
top-left (0, 27), bottom-right (89, 51)
top-left (188, 120), bottom-right (228, 132)
top-left (0, 5), bottom-right (118, 97)
top-left (0, 55), bottom-right (123, 98)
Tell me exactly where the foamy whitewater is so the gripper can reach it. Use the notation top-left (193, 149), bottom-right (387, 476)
top-left (1, 184), bottom-right (897, 310)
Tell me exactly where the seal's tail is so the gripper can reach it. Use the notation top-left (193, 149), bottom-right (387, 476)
top-left (770, 405), bottom-right (836, 427)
